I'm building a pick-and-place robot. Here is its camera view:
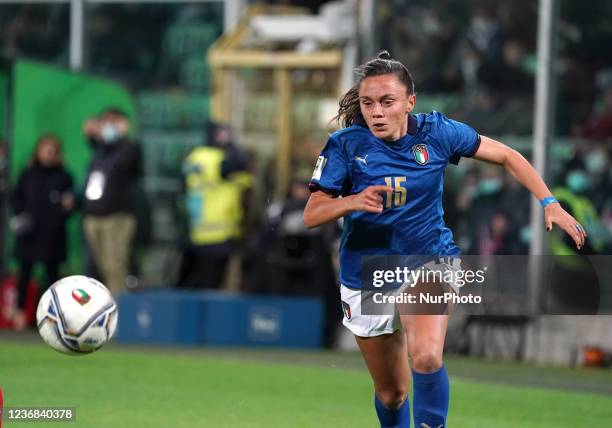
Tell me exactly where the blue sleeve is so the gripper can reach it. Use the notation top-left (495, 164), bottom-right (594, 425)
top-left (308, 135), bottom-right (349, 196)
top-left (434, 113), bottom-right (481, 165)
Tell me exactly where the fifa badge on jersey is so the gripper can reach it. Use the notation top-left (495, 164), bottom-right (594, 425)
top-left (312, 156), bottom-right (328, 180)
top-left (341, 301), bottom-right (351, 320)
top-left (412, 144), bottom-right (429, 165)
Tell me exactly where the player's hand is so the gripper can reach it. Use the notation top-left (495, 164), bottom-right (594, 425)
top-left (83, 119), bottom-right (100, 138)
top-left (545, 203), bottom-right (587, 250)
top-left (61, 192), bottom-right (75, 212)
top-left (348, 185), bottom-right (393, 213)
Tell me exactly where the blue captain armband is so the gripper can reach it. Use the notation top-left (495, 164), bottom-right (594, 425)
top-left (540, 196), bottom-right (558, 208)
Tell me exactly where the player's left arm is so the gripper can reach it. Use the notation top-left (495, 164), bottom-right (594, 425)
top-left (472, 135), bottom-right (586, 250)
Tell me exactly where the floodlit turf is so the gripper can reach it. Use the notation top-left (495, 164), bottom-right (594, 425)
top-left (1, 342), bottom-right (611, 427)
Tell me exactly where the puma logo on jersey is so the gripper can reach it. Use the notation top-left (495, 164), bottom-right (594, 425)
top-left (355, 154), bottom-right (369, 165)
top-left (420, 424), bottom-right (443, 428)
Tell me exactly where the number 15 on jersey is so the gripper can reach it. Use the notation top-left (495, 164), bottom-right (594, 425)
top-left (384, 176), bottom-right (407, 208)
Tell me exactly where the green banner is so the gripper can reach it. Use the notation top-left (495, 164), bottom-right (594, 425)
top-left (8, 60), bottom-right (136, 276)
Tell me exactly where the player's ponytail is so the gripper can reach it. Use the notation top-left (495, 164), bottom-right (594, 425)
top-left (333, 51), bottom-right (415, 128)
top-left (333, 85), bottom-right (360, 129)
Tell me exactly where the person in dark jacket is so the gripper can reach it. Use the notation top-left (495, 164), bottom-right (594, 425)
top-left (11, 134), bottom-right (74, 330)
top-left (82, 108), bottom-right (141, 296)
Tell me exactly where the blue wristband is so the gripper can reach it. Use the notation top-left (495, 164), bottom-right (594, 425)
top-left (540, 196), bottom-right (558, 208)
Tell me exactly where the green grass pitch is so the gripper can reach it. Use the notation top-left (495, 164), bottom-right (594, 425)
top-left (1, 341), bottom-right (611, 427)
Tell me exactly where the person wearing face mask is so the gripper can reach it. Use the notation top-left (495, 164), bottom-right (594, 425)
top-left (10, 134), bottom-right (74, 330)
top-left (583, 148), bottom-right (611, 213)
top-left (82, 108), bottom-right (141, 296)
top-left (462, 166), bottom-right (505, 249)
top-left (546, 166), bottom-right (609, 314)
top-left (551, 166), bottom-right (609, 257)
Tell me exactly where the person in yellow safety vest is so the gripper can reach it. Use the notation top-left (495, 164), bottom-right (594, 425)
top-left (548, 167), bottom-right (612, 313)
top-left (177, 122), bottom-right (251, 289)
top-left (551, 170), bottom-right (609, 259)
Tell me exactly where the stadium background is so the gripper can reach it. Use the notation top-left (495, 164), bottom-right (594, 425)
top-left (1, 0), bottom-right (612, 426)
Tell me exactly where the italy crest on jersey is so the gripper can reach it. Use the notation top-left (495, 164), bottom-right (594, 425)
top-left (412, 144), bottom-right (429, 165)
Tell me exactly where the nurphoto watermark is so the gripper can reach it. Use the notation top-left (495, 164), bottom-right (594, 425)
top-left (359, 255), bottom-right (612, 315)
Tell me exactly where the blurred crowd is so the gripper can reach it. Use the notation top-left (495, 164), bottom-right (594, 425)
top-left (0, 3), bottom-right (222, 89)
top-left (2, 0), bottom-right (612, 134)
top-left (378, 0), bottom-right (612, 138)
top-left (373, 0), bottom-right (612, 258)
top-left (444, 142), bottom-right (612, 257)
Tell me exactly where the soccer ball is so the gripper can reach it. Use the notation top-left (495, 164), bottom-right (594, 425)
top-left (36, 275), bottom-right (118, 355)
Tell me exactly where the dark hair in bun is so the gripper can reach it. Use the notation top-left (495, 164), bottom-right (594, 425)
top-left (377, 50), bottom-right (393, 60)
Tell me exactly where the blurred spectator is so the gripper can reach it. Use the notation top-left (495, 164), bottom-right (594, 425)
top-left (552, 161), bottom-right (612, 255)
top-left (454, 167), bottom-right (480, 214)
top-left (557, 56), bottom-right (597, 135)
top-left (577, 83), bottom-right (612, 141)
top-left (177, 121), bottom-right (251, 289)
top-left (465, 166), bottom-right (504, 239)
top-left (473, 211), bottom-right (523, 255)
top-left (248, 179), bottom-right (338, 293)
top-left (443, 4), bottom-right (504, 94)
top-left (387, 5), bottom-right (461, 92)
top-left (457, 164), bottom-right (530, 254)
top-left (452, 39), bottom-right (534, 134)
top-left (82, 108), bottom-right (141, 296)
top-left (10, 134), bottom-right (74, 330)
top-left (481, 39), bottom-right (534, 96)
top-left (582, 145), bottom-right (611, 212)
top-left (602, 196), bottom-right (612, 236)
top-left (548, 162), bottom-right (612, 313)
top-left (465, 4), bottom-right (504, 65)
top-left (246, 179), bottom-right (341, 346)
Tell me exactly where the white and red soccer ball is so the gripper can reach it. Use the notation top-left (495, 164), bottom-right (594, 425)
top-left (36, 276), bottom-right (118, 355)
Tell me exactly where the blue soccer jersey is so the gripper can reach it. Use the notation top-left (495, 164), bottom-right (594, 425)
top-left (309, 112), bottom-right (481, 289)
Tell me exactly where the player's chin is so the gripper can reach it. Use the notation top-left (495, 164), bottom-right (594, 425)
top-left (372, 129), bottom-right (393, 141)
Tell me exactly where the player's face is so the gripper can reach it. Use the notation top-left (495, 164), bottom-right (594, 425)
top-left (359, 74), bottom-right (416, 142)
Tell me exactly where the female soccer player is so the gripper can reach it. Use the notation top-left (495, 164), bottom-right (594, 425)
top-left (303, 51), bottom-right (586, 428)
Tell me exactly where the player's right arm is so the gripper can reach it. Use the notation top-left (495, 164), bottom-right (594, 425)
top-left (303, 185), bottom-right (391, 228)
top-left (304, 133), bottom-right (390, 228)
